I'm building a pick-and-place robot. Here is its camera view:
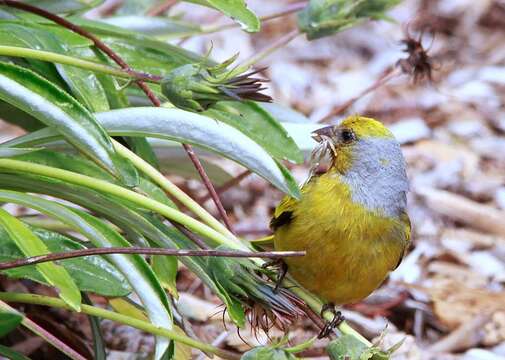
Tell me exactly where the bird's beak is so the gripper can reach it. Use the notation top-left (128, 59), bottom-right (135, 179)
top-left (311, 126), bottom-right (335, 143)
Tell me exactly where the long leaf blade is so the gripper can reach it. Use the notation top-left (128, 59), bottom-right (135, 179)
top-left (0, 208), bottom-right (81, 311)
top-left (4, 107), bottom-right (301, 197)
top-left (0, 191), bottom-right (172, 359)
top-left (0, 61), bottom-right (137, 186)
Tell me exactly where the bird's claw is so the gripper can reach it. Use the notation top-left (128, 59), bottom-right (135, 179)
top-left (318, 304), bottom-right (344, 339)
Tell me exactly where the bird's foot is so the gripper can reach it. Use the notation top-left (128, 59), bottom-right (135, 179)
top-left (261, 259), bottom-right (288, 293)
top-left (318, 303), bottom-right (344, 339)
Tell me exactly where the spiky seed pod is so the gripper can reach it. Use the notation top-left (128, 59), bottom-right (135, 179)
top-left (161, 56), bottom-right (271, 112)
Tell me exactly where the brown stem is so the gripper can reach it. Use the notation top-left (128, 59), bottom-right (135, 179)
top-left (0, 0), bottom-right (234, 235)
top-left (183, 143), bottom-right (235, 233)
top-left (0, 301), bottom-right (87, 360)
top-left (146, 0), bottom-right (178, 16)
top-left (319, 67), bottom-right (402, 123)
top-left (172, 222), bottom-right (211, 249)
top-left (0, 247), bottom-right (306, 271)
top-left (199, 170), bottom-right (251, 203)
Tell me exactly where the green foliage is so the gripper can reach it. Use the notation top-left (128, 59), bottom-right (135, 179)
top-left (0, 308), bottom-right (22, 338)
top-left (0, 345), bottom-right (31, 360)
top-left (241, 347), bottom-right (298, 360)
top-left (0, 226), bottom-right (131, 297)
top-left (0, 208), bottom-right (81, 311)
top-left (298, 0), bottom-right (402, 40)
top-left (327, 334), bottom-right (404, 360)
top-left (184, 0), bottom-right (260, 32)
top-left (0, 0), bottom-right (395, 357)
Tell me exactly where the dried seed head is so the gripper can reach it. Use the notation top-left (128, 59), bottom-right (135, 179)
top-left (396, 26), bottom-right (436, 83)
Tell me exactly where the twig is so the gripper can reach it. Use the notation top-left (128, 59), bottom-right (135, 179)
top-left (182, 143), bottom-right (235, 233)
top-left (319, 67), bottom-right (402, 123)
top-left (0, 293), bottom-right (241, 360)
top-left (0, 0), bottom-right (234, 235)
top-left (415, 186), bottom-right (505, 237)
top-left (428, 314), bottom-right (491, 353)
top-left (146, 0), bottom-right (178, 16)
top-left (237, 29), bottom-right (301, 71)
top-left (0, 300), bottom-right (87, 360)
top-left (199, 170), bottom-right (251, 203)
top-left (0, 247), bottom-right (306, 271)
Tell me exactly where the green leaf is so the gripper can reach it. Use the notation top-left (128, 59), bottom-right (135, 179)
top-left (0, 173), bottom-right (253, 328)
top-left (0, 345), bottom-right (31, 360)
top-left (9, 149), bottom-right (174, 209)
top-left (0, 61), bottom-right (138, 186)
top-left (152, 255), bottom-right (178, 298)
top-left (0, 147), bottom-right (41, 157)
top-left (0, 100), bottom-right (43, 131)
top-left (207, 101), bottom-right (303, 163)
top-left (0, 21), bottom-right (108, 112)
top-left (0, 226), bottom-right (131, 297)
top-left (14, 0), bottom-right (104, 14)
top-left (185, 0), bottom-right (260, 32)
top-left (0, 308), bottom-right (22, 337)
top-left (0, 208), bottom-right (81, 311)
top-left (298, 0), bottom-right (402, 40)
top-left (327, 334), bottom-right (393, 360)
top-left (101, 16), bottom-right (202, 38)
top-left (83, 293), bottom-right (107, 360)
top-left (0, 191), bottom-right (172, 360)
top-left (4, 107), bottom-right (301, 198)
top-left (241, 347), bottom-right (298, 360)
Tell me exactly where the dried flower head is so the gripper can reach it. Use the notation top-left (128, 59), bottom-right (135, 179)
top-left (397, 27), bottom-right (436, 83)
top-left (161, 54), bottom-right (271, 111)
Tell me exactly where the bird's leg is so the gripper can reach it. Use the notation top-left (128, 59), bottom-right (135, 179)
top-left (261, 259), bottom-right (288, 293)
top-left (318, 303), bottom-right (345, 339)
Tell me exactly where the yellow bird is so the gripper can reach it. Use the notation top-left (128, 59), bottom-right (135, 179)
top-left (272, 115), bottom-right (411, 316)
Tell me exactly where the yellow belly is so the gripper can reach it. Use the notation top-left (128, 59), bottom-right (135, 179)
top-left (273, 173), bottom-right (409, 304)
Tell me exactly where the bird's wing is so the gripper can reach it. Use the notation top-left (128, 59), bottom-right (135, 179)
top-left (270, 195), bottom-right (298, 231)
top-left (393, 211), bottom-right (411, 270)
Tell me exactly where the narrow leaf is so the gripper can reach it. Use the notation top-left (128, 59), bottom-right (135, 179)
top-left (0, 191), bottom-right (172, 360)
top-left (4, 107), bottom-right (301, 197)
top-left (0, 61), bottom-right (137, 186)
top-left (185, 0), bottom-right (260, 32)
top-left (0, 226), bottom-right (132, 297)
top-left (0, 308), bottom-right (22, 337)
top-left (207, 101), bottom-right (303, 163)
top-left (0, 345), bottom-right (31, 360)
top-left (0, 208), bottom-right (81, 311)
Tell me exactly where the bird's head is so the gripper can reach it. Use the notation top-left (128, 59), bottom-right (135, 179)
top-left (311, 115), bottom-right (403, 175)
top-left (311, 115), bottom-right (409, 216)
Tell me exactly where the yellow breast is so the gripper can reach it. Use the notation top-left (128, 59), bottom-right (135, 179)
top-left (273, 171), bottom-right (410, 305)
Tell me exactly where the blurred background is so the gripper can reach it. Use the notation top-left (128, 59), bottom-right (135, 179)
top-left (2, 0), bottom-right (505, 359)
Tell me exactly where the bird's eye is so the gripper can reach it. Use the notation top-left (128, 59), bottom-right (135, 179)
top-left (341, 129), bottom-right (355, 144)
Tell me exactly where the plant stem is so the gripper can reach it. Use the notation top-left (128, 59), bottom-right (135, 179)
top-left (0, 293), bottom-right (240, 360)
top-left (0, 300), bottom-right (87, 360)
top-left (113, 141), bottom-right (235, 239)
top-left (198, 170), bottom-right (251, 203)
top-left (0, 247), bottom-right (305, 271)
top-left (0, 46), bottom-right (161, 82)
top-left (0, 158), bottom-right (238, 249)
top-left (236, 29), bottom-right (301, 72)
top-left (319, 67), bottom-right (402, 123)
top-left (0, 0), bottom-right (234, 237)
top-left (202, 2), bottom-right (307, 34)
top-left (182, 143), bottom-right (235, 233)
top-left (146, 0), bottom-right (178, 16)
